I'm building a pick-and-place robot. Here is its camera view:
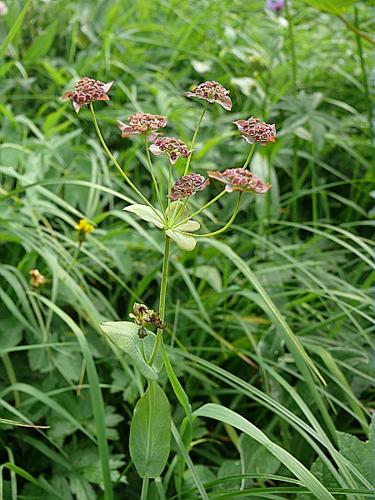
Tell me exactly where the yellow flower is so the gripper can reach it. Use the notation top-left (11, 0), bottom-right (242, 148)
top-left (75, 219), bottom-right (94, 235)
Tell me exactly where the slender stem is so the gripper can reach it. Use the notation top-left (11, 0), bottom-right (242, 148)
top-left (195, 193), bottom-right (242, 238)
top-left (337, 13), bottom-right (375, 47)
top-left (89, 104), bottom-right (163, 222)
top-left (66, 241), bottom-right (81, 274)
top-left (183, 103), bottom-right (208, 176)
top-left (167, 163), bottom-right (172, 223)
top-left (149, 236), bottom-right (171, 365)
top-left (285, 0), bottom-right (299, 232)
top-left (145, 137), bottom-right (165, 212)
top-left (174, 190), bottom-right (227, 228)
top-left (285, 0), bottom-right (297, 93)
top-left (242, 144), bottom-right (256, 170)
top-left (353, 7), bottom-right (374, 141)
top-left (140, 477), bottom-right (149, 500)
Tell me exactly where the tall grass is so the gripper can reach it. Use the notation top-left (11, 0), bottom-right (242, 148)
top-left (0, 0), bottom-right (373, 499)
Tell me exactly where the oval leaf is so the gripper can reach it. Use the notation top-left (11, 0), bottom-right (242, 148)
top-left (99, 321), bottom-right (161, 380)
top-left (166, 229), bottom-right (197, 251)
top-left (123, 204), bottom-right (164, 229)
top-left (130, 382), bottom-right (171, 478)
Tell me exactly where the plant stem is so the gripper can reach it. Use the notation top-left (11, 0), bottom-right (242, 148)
top-left (145, 137), bottom-right (165, 212)
top-left (195, 193), bottom-right (242, 238)
top-left (89, 104), bottom-right (163, 222)
top-left (183, 103), bottom-right (208, 176)
top-left (149, 236), bottom-right (171, 365)
top-left (174, 190), bottom-right (227, 228)
top-left (353, 7), bottom-right (374, 143)
top-left (242, 144), bottom-right (256, 169)
top-left (285, 0), bottom-right (297, 93)
top-left (140, 477), bottom-right (149, 500)
top-left (285, 0), bottom-right (299, 233)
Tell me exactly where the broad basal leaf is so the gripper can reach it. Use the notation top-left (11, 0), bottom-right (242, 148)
top-left (130, 382), bottom-right (171, 478)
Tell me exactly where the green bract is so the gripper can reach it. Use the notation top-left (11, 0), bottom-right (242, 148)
top-left (123, 201), bottom-right (200, 251)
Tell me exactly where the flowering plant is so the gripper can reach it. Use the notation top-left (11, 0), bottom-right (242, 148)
top-left (61, 77), bottom-right (275, 496)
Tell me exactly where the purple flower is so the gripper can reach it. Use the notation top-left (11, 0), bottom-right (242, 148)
top-left (149, 137), bottom-right (192, 165)
top-left (266, 0), bottom-right (285, 13)
top-left (208, 168), bottom-right (271, 194)
top-left (233, 117), bottom-right (276, 146)
top-left (117, 112), bottom-right (167, 141)
top-left (186, 81), bottom-right (232, 111)
top-left (60, 77), bottom-right (113, 113)
top-left (169, 173), bottom-right (210, 201)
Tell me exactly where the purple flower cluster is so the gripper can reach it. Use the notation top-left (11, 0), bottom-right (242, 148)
top-left (60, 77), bottom-right (113, 113)
top-left (208, 168), bottom-right (271, 194)
top-left (169, 174), bottom-right (210, 201)
top-left (266, 0), bottom-right (285, 13)
top-left (149, 137), bottom-right (192, 165)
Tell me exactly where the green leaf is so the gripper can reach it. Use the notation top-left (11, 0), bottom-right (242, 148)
top-left (194, 403), bottom-right (334, 500)
top-left (166, 229), bottom-right (197, 251)
top-left (129, 382), bottom-right (171, 478)
top-left (0, 0), bottom-right (32, 58)
top-left (123, 204), bottom-right (164, 229)
top-left (190, 265), bottom-right (223, 292)
top-left (23, 21), bottom-right (59, 62)
top-left (303, 0), bottom-right (358, 14)
top-left (240, 434), bottom-right (280, 475)
top-left (99, 321), bottom-right (161, 380)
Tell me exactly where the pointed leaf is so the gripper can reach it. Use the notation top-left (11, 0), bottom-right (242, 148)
top-left (166, 229), bottom-right (197, 251)
top-left (130, 382), bottom-right (171, 478)
top-left (99, 321), bottom-right (161, 380)
top-left (177, 220), bottom-right (200, 232)
top-left (123, 204), bottom-right (164, 229)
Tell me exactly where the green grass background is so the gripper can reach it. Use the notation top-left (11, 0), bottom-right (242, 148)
top-left (0, 0), bottom-right (374, 498)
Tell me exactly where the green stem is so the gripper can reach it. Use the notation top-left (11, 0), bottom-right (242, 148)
top-left (89, 104), bottom-right (163, 222)
top-left (149, 236), bottom-right (171, 365)
top-left (1, 354), bottom-right (20, 408)
top-left (183, 103), bottom-right (208, 176)
top-left (353, 7), bottom-right (374, 142)
top-left (242, 144), bottom-right (256, 170)
top-left (285, 0), bottom-right (299, 233)
top-left (140, 477), bottom-right (149, 500)
top-left (174, 190), bottom-right (227, 228)
top-left (66, 241), bottom-right (81, 274)
top-left (145, 137), bottom-right (165, 212)
top-left (195, 193), bottom-right (242, 238)
top-left (285, 0), bottom-right (297, 93)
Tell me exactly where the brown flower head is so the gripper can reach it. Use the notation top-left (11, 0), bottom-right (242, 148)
top-left (208, 168), bottom-right (271, 194)
top-left (60, 77), bottom-right (113, 113)
top-left (149, 137), bottom-right (192, 165)
top-left (169, 173), bottom-right (210, 201)
top-left (117, 112), bottom-right (167, 141)
top-left (186, 81), bottom-right (232, 111)
top-left (129, 303), bottom-right (166, 338)
top-left (233, 117), bottom-right (276, 145)
top-left (30, 269), bottom-right (46, 288)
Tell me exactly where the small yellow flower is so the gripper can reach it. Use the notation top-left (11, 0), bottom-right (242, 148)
top-left (30, 269), bottom-right (46, 288)
top-left (75, 219), bottom-right (94, 235)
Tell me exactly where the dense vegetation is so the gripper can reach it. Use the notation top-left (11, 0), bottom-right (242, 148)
top-left (0, 1), bottom-right (374, 499)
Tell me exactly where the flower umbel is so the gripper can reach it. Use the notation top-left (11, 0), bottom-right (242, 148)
top-left (60, 77), bottom-right (113, 113)
top-left (208, 168), bottom-right (271, 194)
top-left (169, 173), bottom-right (210, 201)
top-left (129, 303), bottom-right (166, 338)
top-left (30, 269), bottom-right (46, 288)
top-left (149, 137), bottom-right (192, 165)
top-left (186, 81), bottom-right (232, 111)
top-left (117, 112), bottom-right (167, 141)
top-left (234, 117), bottom-right (276, 145)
